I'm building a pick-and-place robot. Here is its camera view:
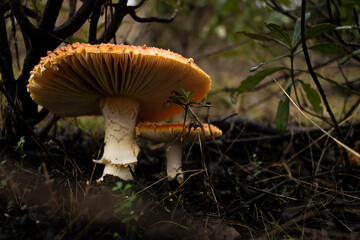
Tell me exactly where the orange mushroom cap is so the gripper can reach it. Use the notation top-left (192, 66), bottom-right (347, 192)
top-left (27, 43), bottom-right (211, 122)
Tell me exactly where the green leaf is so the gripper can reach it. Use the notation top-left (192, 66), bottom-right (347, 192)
top-left (335, 25), bottom-right (360, 31)
top-left (82, 29), bottom-right (89, 39)
top-left (250, 54), bottom-right (290, 72)
top-left (238, 31), bottom-right (288, 48)
top-left (97, 22), bottom-right (106, 33)
top-left (231, 67), bottom-right (287, 102)
top-left (305, 23), bottom-right (336, 40)
top-left (298, 80), bottom-right (323, 114)
top-left (340, 49), bottom-right (360, 65)
top-left (352, 49), bottom-right (360, 56)
top-left (123, 183), bottom-right (132, 191)
top-left (308, 42), bottom-right (343, 54)
top-left (292, 12), bottom-right (311, 47)
top-left (238, 31), bottom-right (277, 41)
top-left (312, 72), bottom-right (360, 95)
top-left (276, 84), bottom-right (292, 135)
top-left (72, 38), bottom-right (87, 43)
top-left (340, 54), bottom-right (353, 65)
top-left (265, 23), bottom-right (291, 47)
top-left (112, 181), bottom-right (123, 191)
top-left (235, 67), bottom-right (287, 94)
top-left (292, 19), bottom-right (302, 48)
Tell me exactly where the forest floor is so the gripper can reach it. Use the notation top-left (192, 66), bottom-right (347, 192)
top-left (1, 115), bottom-right (360, 240)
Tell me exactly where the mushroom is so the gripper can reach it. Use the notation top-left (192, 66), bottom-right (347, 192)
top-left (27, 43), bottom-right (211, 181)
top-left (136, 122), bottom-right (222, 183)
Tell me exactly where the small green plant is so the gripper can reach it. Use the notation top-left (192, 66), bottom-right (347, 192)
top-left (164, 86), bottom-right (211, 123)
top-left (13, 136), bottom-right (27, 162)
top-left (252, 153), bottom-right (262, 177)
top-left (113, 232), bottom-right (121, 240)
top-left (112, 181), bottom-right (133, 194)
top-left (112, 181), bottom-right (137, 223)
top-left (164, 86), bottom-right (212, 138)
top-left (232, 9), bottom-right (360, 136)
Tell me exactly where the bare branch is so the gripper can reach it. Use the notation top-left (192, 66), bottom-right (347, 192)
top-left (267, 0), bottom-right (298, 21)
top-left (68, 0), bottom-right (77, 19)
top-left (64, 0), bottom-right (77, 42)
top-left (89, 0), bottom-right (107, 43)
top-left (10, 14), bottom-right (20, 70)
top-left (132, 0), bottom-right (145, 9)
top-left (22, 5), bottom-right (40, 19)
top-left (326, 0), bottom-right (360, 48)
top-left (39, 0), bottom-right (64, 31)
top-left (97, 0), bottom-right (180, 43)
top-left (28, 108), bottom-right (49, 126)
top-left (128, 0), bottom-right (180, 23)
top-left (0, 81), bottom-right (53, 160)
top-left (8, 0), bottom-right (39, 41)
top-left (55, 0), bottom-right (97, 39)
top-left (0, 1), bottom-right (14, 90)
top-left (109, 0), bottom-right (116, 44)
top-left (96, 0), bottom-right (128, 43)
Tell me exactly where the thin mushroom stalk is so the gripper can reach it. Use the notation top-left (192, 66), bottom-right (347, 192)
top-left (94, 96), bottom-right (140, 181)
top-left (136, 122), bottom-right (222, 183)
top-left (165, 141), bottom-right (184, 183)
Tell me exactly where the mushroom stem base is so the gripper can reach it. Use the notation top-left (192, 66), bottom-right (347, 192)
top-left (166, 142), bottom-right (184, 183)
top-left (97, 164), bottom-right (135, 182)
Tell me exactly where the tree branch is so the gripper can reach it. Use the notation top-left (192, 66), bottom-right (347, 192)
top-left (39, 0), bottom-right (64, 31)
top-left (132, 0), bottom-right (145, 9)
top-left (97, 0), bottom-right (180, 43)
top-left (0, 1), bottom-right (15, 93)
top-left (54, 0), bottom-right (97, 39)
top-left (22, 5), bottom-right (39, 19)
top-left (0, 81), bottom-right (52, 160)
top-left (326, 0), bottom-right (360, 48)
top-left (96, 0), bottom-right (128, 43)
top-left (267, 0), bottom-right (298, 21)
top-left (128, 0), bottom-right (180, 23)
top-left (8, 0), bottom-right (39, 41)
top-left (88, 0), bottom-right (106, 43)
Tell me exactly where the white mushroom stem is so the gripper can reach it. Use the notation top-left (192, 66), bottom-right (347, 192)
top-left (94, 96), bottom-right (140, 181)
top-left (165, 141), bottom-right (184, 183)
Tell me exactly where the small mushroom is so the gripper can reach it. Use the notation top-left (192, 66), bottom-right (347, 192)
top-left (27, 43), bottom-right (211, 181)
top-left (136, 122), bottom-right (222, 183)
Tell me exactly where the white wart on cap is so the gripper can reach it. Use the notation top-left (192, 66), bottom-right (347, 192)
top-left (136, 122), bottom-right (222, 183)
top-left (27, 43), bottom-right (211, 181)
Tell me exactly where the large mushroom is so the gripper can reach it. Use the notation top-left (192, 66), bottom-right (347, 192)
top-left (136, 122), bottom-right (222, 183)
top-left (27, 43), bottom-right (211, 181)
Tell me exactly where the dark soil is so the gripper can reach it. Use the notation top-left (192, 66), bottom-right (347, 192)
top-left (1, 116), bottom-right (360, 239)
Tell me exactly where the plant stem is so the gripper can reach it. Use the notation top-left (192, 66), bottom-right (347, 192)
top-left (300, 0), bottom-right (340, 137)
top-left (301, 0), bottom-right (350, 168)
